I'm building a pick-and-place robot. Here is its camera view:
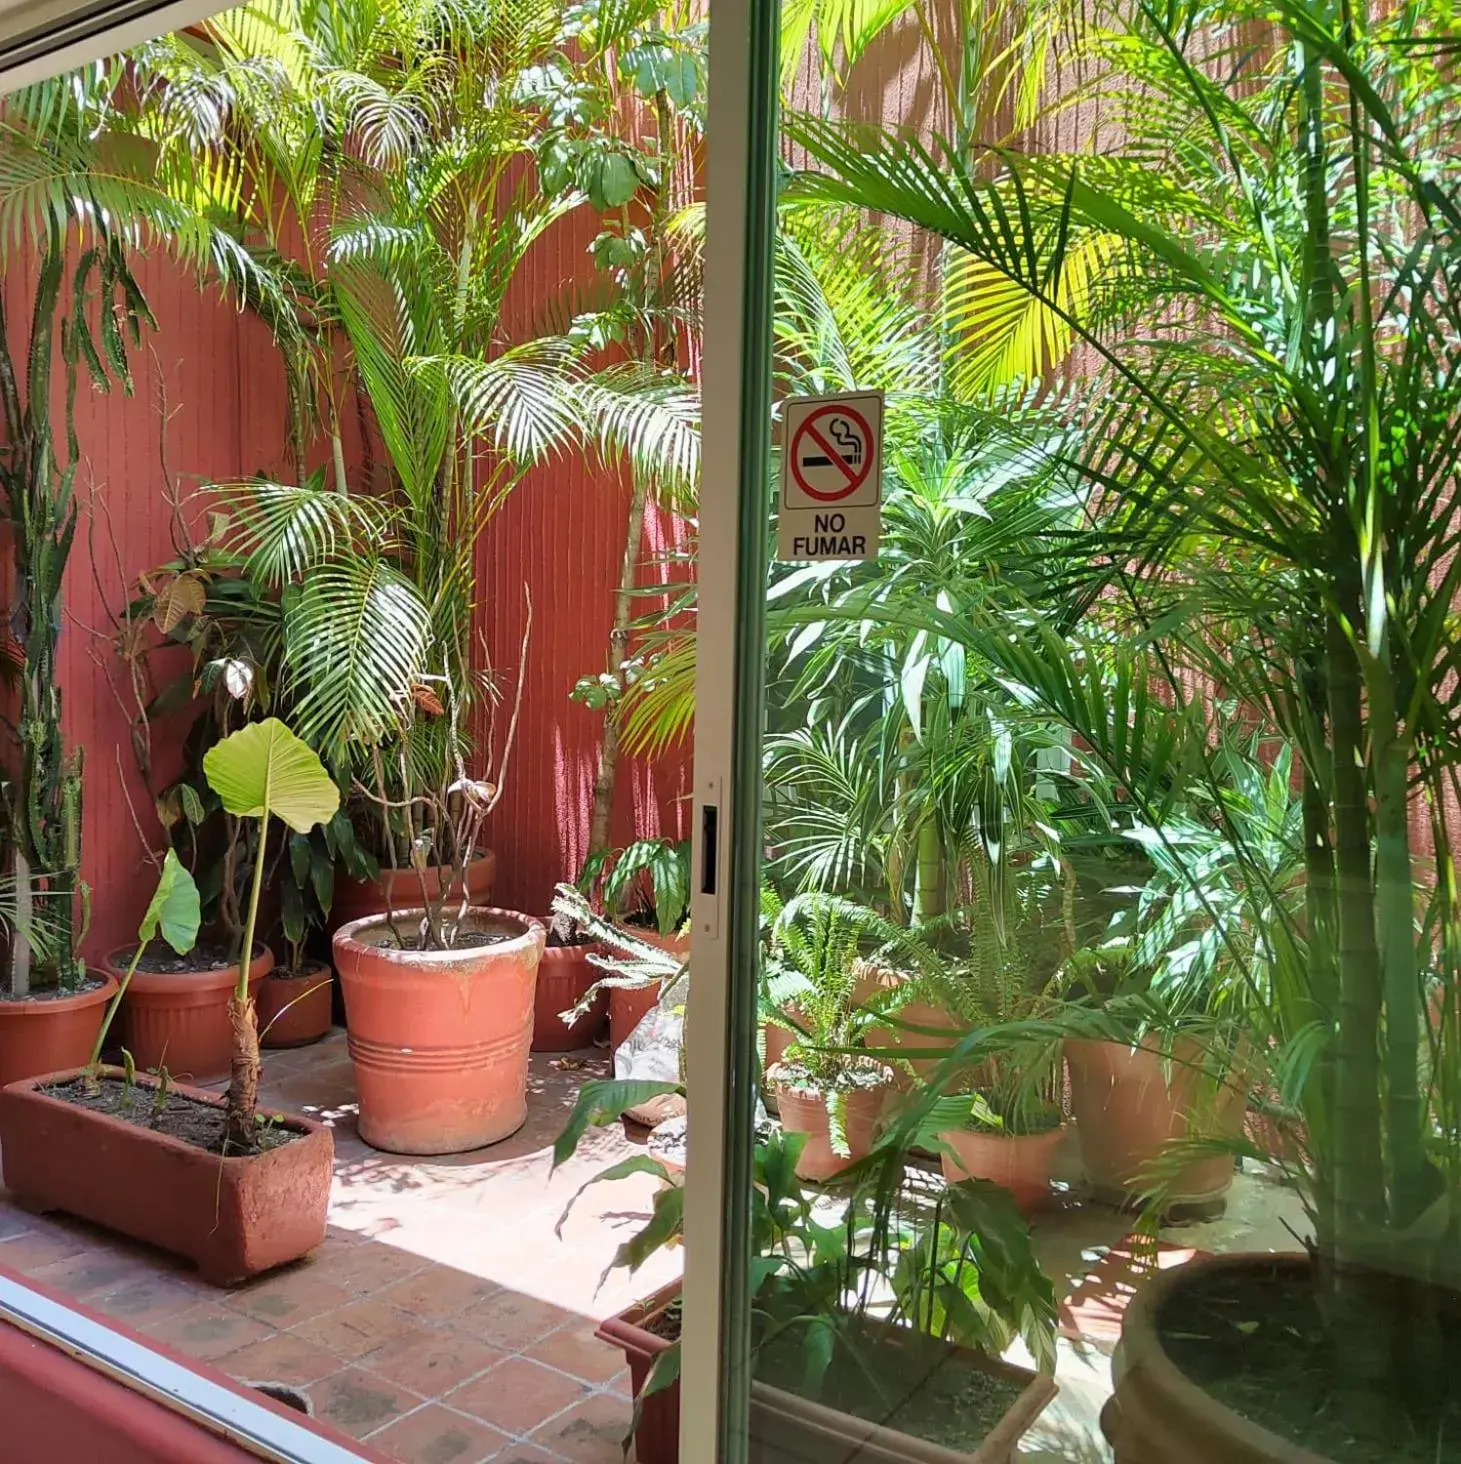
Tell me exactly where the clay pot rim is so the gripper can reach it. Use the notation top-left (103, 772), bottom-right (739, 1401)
top-left (540, 937), bottom-right (605, 963)
top-left (0, 972), bottom-right (117, 1014)
top-left (1112, 1251), bottom-right (1328, 1463)
top-left (334, 906), bottom-right (545, 969)
top-left (5, 1065), bottom-right (326, 1163)
top-left (941, 1121), bottom-right (1068, 1146)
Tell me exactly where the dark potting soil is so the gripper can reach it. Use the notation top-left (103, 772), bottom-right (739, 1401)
top-left (112, 941), bottom-right (262, 975)
top-left (43, 1075), bottom-right (301, 1157)
top-left (754, 1319), bottom-right (1026, 1452)
top-left (1160, 1261), bottom-right (1461, 1464)
top-left (0, 972), bottom-right (108, 1002)
top-left (369, 925), bottom-right (517, 952)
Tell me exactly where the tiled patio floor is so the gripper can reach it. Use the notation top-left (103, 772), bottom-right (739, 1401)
top-left (0, 1032), bottom-right (680, 1464)
top-left (0, 1030), bottom-right (1312, 1464)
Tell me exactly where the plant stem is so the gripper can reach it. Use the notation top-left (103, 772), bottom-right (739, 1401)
top-left (588, 473), bottom-right (651, 857)
top-left (224, 808), bottom-right (268, 1152)
top-left (90, 943), bottom-right (146, 1068)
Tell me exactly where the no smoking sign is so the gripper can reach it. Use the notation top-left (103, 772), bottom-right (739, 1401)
top-left (777, 389), bottom-right (883, 562)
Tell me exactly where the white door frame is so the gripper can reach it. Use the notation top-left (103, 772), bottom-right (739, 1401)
top-left (680, 0), bottom-right (779, 1459)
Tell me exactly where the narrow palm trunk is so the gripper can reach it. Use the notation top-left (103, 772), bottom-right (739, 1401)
top-left (588, 473), bottom-right (651, 857)
top-left (1326, 607), bottom-right (1385, 1254)
top-left (913, 817), bottom-right (946, 925)
top-left (1372, 687), bottom-right (1424, 1229)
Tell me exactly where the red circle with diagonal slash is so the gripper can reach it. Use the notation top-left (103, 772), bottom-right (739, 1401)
top-left (790, 405), bottom-right (875, 501)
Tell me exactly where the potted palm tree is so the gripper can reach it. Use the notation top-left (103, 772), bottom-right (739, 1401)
top-left (792, 0), bottom-right (1461, 1451)
top-left (0, 721), bottom-right (338, 1283)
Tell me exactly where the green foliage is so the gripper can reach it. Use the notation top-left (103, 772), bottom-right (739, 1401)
top-left (579, 838), bottom-right (691, 936)
top-left (789, 0), bottom-right (1461, 1390)
top-left (203, 720), bottom-right (342, 836)
top-left (91, 850), bottom-right (201, 1068)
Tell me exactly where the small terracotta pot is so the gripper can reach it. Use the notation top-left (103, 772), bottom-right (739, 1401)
top-left (939, 1124), bottom-right (1068, 1214)
top-left (776, 1083), bottom-right (888, 1182)
top-left (333, 907), bottom-right (545, 1155)
top-left (532, 940), bottom-right (607, 1052)
top-left (0, 976), bottom-right (117, 1088)
top-left (1066, 1038), bottom-right (1247, 1208)
top-left (1101, 1254), bottom-right (1326, 1463)
top-left (0, 1068), bottom-right (333, 1286)
top-left (609, 982), bottom-right (663, 1053)
top-left (105, 946), bottom-right (272, 1083)
top-left (330, 853), bottom-right (497, 931)
top-left (257, 961), bottom-right (334, 1049)
top-left (609, 927), bottom-right (687, 1053)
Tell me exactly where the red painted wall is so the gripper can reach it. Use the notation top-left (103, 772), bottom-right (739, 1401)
top-left (4, 207), bottom-right (690, 962)
top-left (1, 250), bottom-right (298, 964)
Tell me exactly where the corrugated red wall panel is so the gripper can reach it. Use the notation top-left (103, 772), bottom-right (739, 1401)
top-left (5, 209), bottom-right (689, 963)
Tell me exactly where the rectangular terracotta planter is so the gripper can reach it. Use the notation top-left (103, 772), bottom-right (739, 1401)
top-left (0, 1068), bottom-right (333, 1286)
top-left (598, 1282), bottom-right (1058, 1464)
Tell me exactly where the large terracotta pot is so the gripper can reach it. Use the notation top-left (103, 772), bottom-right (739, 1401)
top-left (0, 976), bottom-right (117, 1087)
top-left (609, 927), bottom-right (687, 1053)
top-left (1101, 1254), bottom-right (1327, 1463)
top-left (104, 946), bottom-right (272, 1083)
top-left (939, 1124), bottom-right (1069, 1215)
top-left (600, 1281), bottom-right (1058, 1464)
top-left (330, 853), bottom-right (497, 930)
top-left (0, 1067), bottom-right (333, 1286)
top-left (257, 961), bottom-right (334, 1049)
top-left (1065, 1038), bottom-right (1247, 1208)
top-left (333, 907), bottom-right (545, 1155)
top-left (532, 939), bottom-right (607, 1052)
top-left (776, 1083), bottom-right (888, 1182)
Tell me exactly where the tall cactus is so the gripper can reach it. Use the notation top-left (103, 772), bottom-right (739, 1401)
top-left (0, 237), bottom-right (147, 996)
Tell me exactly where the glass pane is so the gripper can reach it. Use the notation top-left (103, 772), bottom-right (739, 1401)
top-left (727, 2), bottom-right (1461, 1462)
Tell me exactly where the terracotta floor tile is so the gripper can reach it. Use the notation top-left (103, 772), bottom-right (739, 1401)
top-left (310, 1236), bottom-right (431, 1296)
top-left (529, 1393), bottom-right (634, 1463)
top-left (523, 1324), bottom-right (627, 1389)
top-left (291, 1298), bottom-right (433, 1360)
top-left (0, 1225), bottom-right (91, 1274)
top-left (90, 1274), bottom-right (199, 1326)
top-left (226, 1268), bottom-right (354, 1325)
top-left (375, 1266), bottom-right (501, 1322)
top-left (215, 1330), bottom-right (348, 1386)
top-left (485, 1448), bottom-right (569, 1464)
top-left (454, 1292), bottom-right (577, 1352)
top-left (366, 1403), bottom-right (509, 1463)
top-left (365, 1329), bottom-right (505, 1398)
top-left (446, 1357), bottom-right (588, 1437)
top-left (28, 1247), bottom-right (152, 1299)
top-left (307, 1367), bottom-right (423, 1440)
top-left (0, 1205), bottom-right (36, 1240)
top-left (142, 1304), bottom-right (277, 1362)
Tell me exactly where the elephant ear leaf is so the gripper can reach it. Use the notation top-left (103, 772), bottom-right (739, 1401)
top-left (137, 849), bottom-right (200, 955)
top-left (203, 718), bottom-right (340, 834)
